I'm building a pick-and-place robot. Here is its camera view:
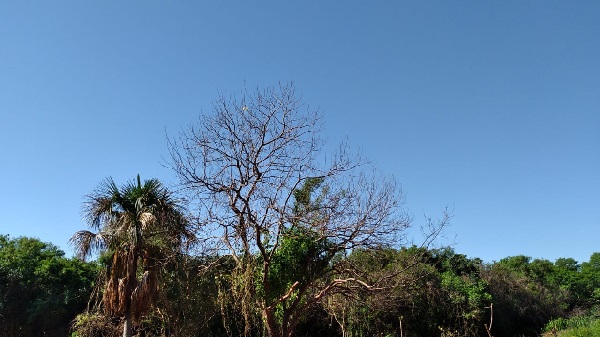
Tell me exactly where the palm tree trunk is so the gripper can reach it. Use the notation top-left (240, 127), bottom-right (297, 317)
top-left (123, 246), bottom-right (138, 337)
top-left (123, 310), bottom-right (133, 337)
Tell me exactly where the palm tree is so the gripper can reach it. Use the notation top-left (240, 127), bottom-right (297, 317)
top-left (70, 175), bottom-right (191, 337)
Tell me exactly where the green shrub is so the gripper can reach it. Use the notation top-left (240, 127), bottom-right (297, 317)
top-left (544, 316), bottom-right (600, 337)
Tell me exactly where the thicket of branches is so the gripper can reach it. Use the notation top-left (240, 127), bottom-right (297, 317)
top-left (3, 234), bottom-right (600, 337)
top-left (167, 83), bottom-right (431, 337)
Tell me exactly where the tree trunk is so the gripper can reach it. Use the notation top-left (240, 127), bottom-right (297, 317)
top-left (263, 308), bottom-right (296, 337)
top-left (123, 310), bottom-right (133, 337)
top-left (123, 246), bottom-right (138, 337)
top-left (263, 307), bottom-right (282, 337)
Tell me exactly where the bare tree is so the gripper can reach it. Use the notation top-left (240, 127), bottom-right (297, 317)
top-left (168, 83), bottom-right (417, 337)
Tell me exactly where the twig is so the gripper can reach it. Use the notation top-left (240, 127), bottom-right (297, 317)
top-left (484, 303), bottom-right (494, 337)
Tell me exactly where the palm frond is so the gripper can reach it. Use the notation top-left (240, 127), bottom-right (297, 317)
top-left (69, 230), bottom-right (109, 261)
top-left (83, 196), bottom-right (113, 230)
top-left (82, 177), bottom-right (123, 230)
top-left (73, 174), bottom-right (195, 323)
top-left (139, 212), bottom-right (157, 230)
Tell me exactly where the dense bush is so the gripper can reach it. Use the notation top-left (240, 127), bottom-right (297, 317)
top-left (0, 235), bottom-right (97, 337)
top-left (2, 233), bottom-right (599, 337)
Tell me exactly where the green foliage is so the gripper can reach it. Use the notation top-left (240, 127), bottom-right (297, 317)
top-left (441, 271), bottom-right (491, 318)
top-left (545, 315), bottom-right (597, 332)
top-left (477, 253), bottom-right (600, 337)
top-left (254, 176), bottom-right (339, 333)
top-left (5, 230), bottom-right (597, 337)
top-left (432, 250), bottom-right (490, 336)
top-left (292, 177), bottom-right (325, 214)
top-left (71, 312), bottom-right (120, 337)
top-left (325, 246), bottom-right (491, 337)
top-left (581, 253), bottom-right (600, 305)
top-left (0, 235), bottom-right (98, 337)
top-left (544, 316), bottom-right (600, 337)
top-left (430, 247), bottom-right (482, 277)
top-left (5, 232), bottom-right (600, 337)
top-left (265, 226), bottom-right (334, 305)
top-left (559, 321), bottom-right (600, 337)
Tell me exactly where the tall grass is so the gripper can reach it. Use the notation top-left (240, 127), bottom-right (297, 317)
top-left (544, 316), bottom-right (600, 337)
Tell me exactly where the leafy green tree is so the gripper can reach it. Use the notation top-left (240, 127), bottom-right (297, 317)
top-left (435, 248), bottom-right (481, 275)
top-left (70, 175), bottom-right (192, 337)
top-left (324, 247), bottom-right (490, 337)
top-left (255, 178), bottom-right (339, 330)
top-left (417, 248), bottom-right (490, 336)
top-left (581, 253), bottom-right (600, 306)
top-left (0, 235), bottom-right (97, 337)
top-left (482, 256), bottom-right (570, 337)
top-left (555, 258), bottom-right (580, 272)
top-left (552, 257), bottom-right (585, 308)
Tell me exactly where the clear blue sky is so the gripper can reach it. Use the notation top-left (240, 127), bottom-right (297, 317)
top-left (1, 1), bottom-right (598, 263)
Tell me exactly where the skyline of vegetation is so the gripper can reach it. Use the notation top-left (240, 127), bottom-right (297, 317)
top-left (2, 84), bottom-right (597, 337)
top-left (1, 234), bottom-right (599, 337)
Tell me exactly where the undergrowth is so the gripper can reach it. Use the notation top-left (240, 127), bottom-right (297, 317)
top-left (544, 315), bottom-right (600, 337)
